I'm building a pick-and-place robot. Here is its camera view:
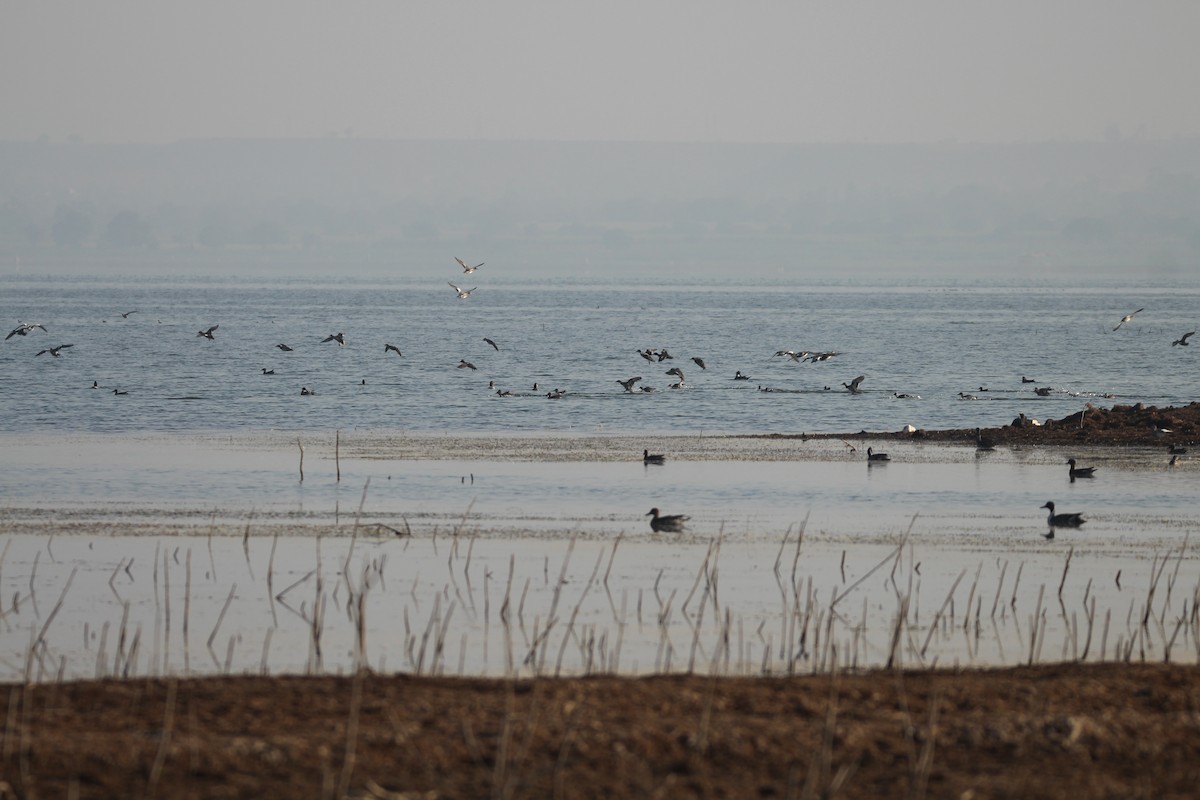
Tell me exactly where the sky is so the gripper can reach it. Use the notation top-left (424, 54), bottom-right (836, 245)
top-left (3, 0), bottom-right (1199, 144)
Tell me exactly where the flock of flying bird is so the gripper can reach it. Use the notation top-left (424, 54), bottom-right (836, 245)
top-left (7, 287), bottom-right (1193, 537)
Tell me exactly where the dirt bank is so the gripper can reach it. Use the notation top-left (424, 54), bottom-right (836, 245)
top-left (769, 401), bottom-right (1200, 449)
top-left (3, 663), bottom-right (1198, 798)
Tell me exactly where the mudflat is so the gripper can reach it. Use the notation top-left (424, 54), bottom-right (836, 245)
top-left (3, 663), bottom-right (1198, 799)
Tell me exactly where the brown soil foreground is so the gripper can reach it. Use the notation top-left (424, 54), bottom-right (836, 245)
top-left (3, 663), bottom-right (1198, 799)
top-left (777, 401), bottom-right (1200, 448)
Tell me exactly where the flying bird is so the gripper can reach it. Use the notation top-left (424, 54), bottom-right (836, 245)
top-left (455, 257), bottom-right (483, 273)
top-left (1172, 331), bottom-right (1195, 346)
top-left (449, 283), bottom-right (477, 299)
top-left (617, 376), bottom-right (643, 392)
top-left (1113, 308), bottom-right (1144, 331)
top-left (276, 343), bottom-right (294, 351)
top-left (483, 337), bottom-right (499, 351)
top-left (691, 357), bottom-right (707, 370)
top-left (196, 325), bottom-right (219, 339)
top-left (6, 322), bottom-right (47, 339)
top-left (843, 375), bottom-right (865, 394)
top-left (457, 359), bottom-right (477, 370)
top-left (384, 343), bottom-right (403, 356)
top-left (119, 310), bottom-right (138, 318)
top-left (646, 507), bottom-right (689, 533)
top-left (321, 332), bottom-right (346, 346)
top-left (35, 344), bottom-right (74, 357)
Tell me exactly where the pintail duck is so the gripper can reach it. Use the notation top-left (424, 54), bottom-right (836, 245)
top-left (300, 387), bottom-right (315, 396)
top-left (975, 428), bottom-right (997, 451)
top-left (1034, 387), bottom-right (1053, 396)
top-left (483, 337), bottom-right (499, 351)
top-left (1067, 458), bottom-right (1097, 479)
top-left (1041, 501), bottom-right (1085, 537)
top-left (1021, 376), bottom-right (1036, 383)
top-left (384, 343), bottom-right (402, 356)
top-left (119, 310), bottom-right (138, 318)
top-left (448, 282), bottom-right (477, 299)
top-left (458, 359), bottom-right (477, 370)
top-left (646, 507), bottom-right (689, 532)
top-left (196, 325), bottom-right (219, 339)
top-left (6, 322), bottom-right (47, 339)
top-left (959, 392), bottom-right (979, 400)
top-left (617, 376), bottom-right (643, 392)
top-left (262, 368), bottom-right (275, 375)
top-left (893, 392), bottom-right (919, 399)
top-left (1168, 444), bottom-right (1187, 455)
top-left (734, 371), bottom-right (750, 380)
top-left (111, 388), bottom-right (128, 395)
top-left (35, 344), bottom-right (74, 357)
top-left (691, 357), bottom-right (706, 370)
top-left (321, 332), bottom-right (346, 346)
top-left (1172, 331), bottom-right (1195, 346)
top-left (843, 375), bottom-right (865, 394)
top-left (1113, 308), bottom-right (1144, 331)
top-left (866, 446), bottom-right (890, 462)
top-left (455, 257), bottom-right (483, 273)
top-left (643, 449), bottom-right (665, 465)
top-left (276, 343), bottom-right (294, 351)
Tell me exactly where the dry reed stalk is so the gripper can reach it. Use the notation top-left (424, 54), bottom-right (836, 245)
top-left (990, 560), bottom-right (1008, 620)
top-left (336, 429), bottom-right (341, 482)
top-left (183, 549), bottom-right (192, 674)
top-left (1058, 546), bottom-right (1074, 600)
top-left (1028, 584), bottom-right (1045, 665)
top-left (207, 533), bottom-right (217, 583)
top-left (916, 568), bottom-right (964, 657)
top-left (28, 551), bottom-right (40, 619)
top-left (297, 437), bottom-right (305, 481)
top-left (162, 549), bottom-right (171, 675)
top-left (553, 547), bottom-right (604, 676)
top-left (206, 583), bottom-right (238, 670)
top-left (336, 671), bottom-right (363, 799)
top-left (24, 567), bottom-right (76, 683)
top-left (147, 679), bottom-right (178, 790)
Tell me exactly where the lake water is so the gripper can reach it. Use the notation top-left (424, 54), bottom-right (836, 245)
top-left (3, 275), bottom-right (1198, 436)
top-left (1, 273), bottom-right (1198, 679)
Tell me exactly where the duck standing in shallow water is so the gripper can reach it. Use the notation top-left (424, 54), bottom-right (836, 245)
top-left (1041, 501), bottom-right (1085, 539)
top-left (646, 507), bottom-right (689, 532)
top-left (643, 449), bottom-right (665, 465)
top-left (1067, 458), bottom-right (1097, 480)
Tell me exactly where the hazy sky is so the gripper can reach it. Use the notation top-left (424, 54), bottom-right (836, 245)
top-left (3, 0), bottom-right (1199, 144)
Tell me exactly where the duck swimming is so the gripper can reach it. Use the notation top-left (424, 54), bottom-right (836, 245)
top-left (646, 507), bottom-right (689, 533)
top-left (643, 449), bottom-right (665, 465)
top-left (1041, 501), bottom-right (1086, 535)
top-left (1067, 458), bottom-right (1097, 479)
top-left (867, 446), bottom-right (890, 462)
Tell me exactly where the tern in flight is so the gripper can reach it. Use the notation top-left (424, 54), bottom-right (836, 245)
top-left (455, 257), bottom-right (484, 273)
top-left (1113, 308), bottom-right (1144, 331)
